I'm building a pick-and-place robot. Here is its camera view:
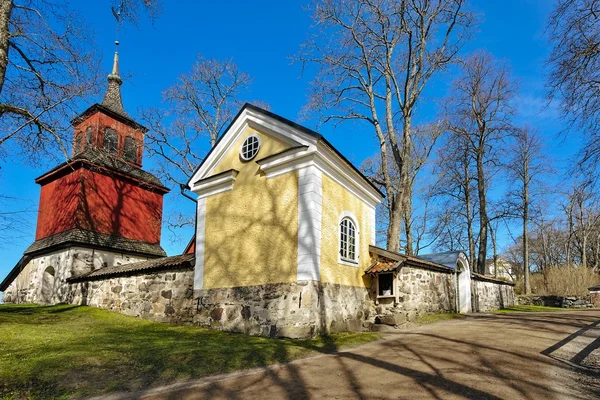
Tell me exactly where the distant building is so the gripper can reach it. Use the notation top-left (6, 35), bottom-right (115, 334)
top-left (485, 258), bottom-right (516, 281)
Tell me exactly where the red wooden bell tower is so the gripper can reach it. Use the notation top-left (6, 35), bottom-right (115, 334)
top-left (31, 46), bottom-right (169, 258)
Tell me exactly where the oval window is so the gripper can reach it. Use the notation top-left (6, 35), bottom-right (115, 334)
top-left (240, 135), bottom-right (261, 161)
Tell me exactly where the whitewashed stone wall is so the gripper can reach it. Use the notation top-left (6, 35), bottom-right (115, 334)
top-left (373, 267), bottom-right (456, 326)
top-left (70, 269), bottom-right (195, 323)
top-left (471, 278), bottom-right (516, 312)
top-left (193, 281), bottom-right (373, 338)
top-left (2, 247), bottom-right (149, 304)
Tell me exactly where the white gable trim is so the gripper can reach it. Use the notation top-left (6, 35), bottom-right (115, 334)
top-left (194, 197), bottom-right (207, 290)
top-left (297, 165), bottom-right (322, 281)
top-left (190, 169), bottom-right (238, 199)
top-left (188, 107), bottom-right (319, 185)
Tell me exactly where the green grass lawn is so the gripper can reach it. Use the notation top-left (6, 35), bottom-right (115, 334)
top-left (0, 304), bottom-right (379, 399)
top-left (493, 305), bottom-right (574, 313)
top-left (415, 312), bottom-right (466, 325)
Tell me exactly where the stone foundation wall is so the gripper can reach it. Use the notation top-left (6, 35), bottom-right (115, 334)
top-left (69, 269), bottom-right (195, 323)
top-left (373, 267), bottom-right (456, 327)
top-left (471, 279), bottom-right (516, 312)
top-left (517, 295), bottom-right (593, 308)
top-left (193, 281), bottom-right (373, 338)
top-left (2, 247), bottom-right (149, 305)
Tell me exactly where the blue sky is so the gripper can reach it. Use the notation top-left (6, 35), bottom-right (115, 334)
top-left (0, 1), bottom-right (581, 284)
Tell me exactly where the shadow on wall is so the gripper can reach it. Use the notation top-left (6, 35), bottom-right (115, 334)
top-left (36, 165), bottom-right (163, 244)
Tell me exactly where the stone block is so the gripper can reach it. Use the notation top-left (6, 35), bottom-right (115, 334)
top-left (210, 307), bottom-right (224, 321)
top-left (377, 313), bottom-right (406, 326)
top-left (277, 325), bottom-right (314, 339)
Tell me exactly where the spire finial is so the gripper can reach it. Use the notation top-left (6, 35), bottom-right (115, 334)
top-left (101, 6), bottom-right (128, 117)
top-left (111, 40), bottom-right (120, 76)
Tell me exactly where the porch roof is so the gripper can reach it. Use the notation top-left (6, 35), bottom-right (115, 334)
top-left (366, 245), bottom-right (455, 274)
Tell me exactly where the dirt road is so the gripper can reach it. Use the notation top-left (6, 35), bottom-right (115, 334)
top-left (105, 310), bottom-right (600, 400)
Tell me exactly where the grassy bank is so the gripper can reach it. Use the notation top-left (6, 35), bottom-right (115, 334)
top-left (494, 305), bottom-right (574, 313)
top-left (0, 304), bottom-right (379, 399)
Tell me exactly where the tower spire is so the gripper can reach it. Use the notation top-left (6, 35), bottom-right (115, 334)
top-left (101, 40), bottom-right (128, 117)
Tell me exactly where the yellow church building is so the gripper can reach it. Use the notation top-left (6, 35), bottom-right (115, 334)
top-left (188, 103), bottom-right (384, 337)
top-left (186, 104), bottom-right (514, 337)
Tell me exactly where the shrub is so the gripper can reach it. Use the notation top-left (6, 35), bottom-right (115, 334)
top-left (516, 266), bottom-right (600, 296)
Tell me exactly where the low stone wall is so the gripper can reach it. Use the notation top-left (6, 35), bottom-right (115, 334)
top-left (373, 266), bottom-right (456, 327)
top-left (471, 278), bottom-right (516, 312)
top-left (193, 281), bottom-right (373, 338)
top-left (70, 268), bottom-right (195, 323)
top-left (2, 247), bottom-right (150, 305)
top-left (517, 295), bottom-right (593, 308)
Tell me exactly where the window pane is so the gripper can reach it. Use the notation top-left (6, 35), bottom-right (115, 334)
top-left (340, 217), bottom-right (357, 261)
top-left (85, 127), bottom-right (93, 149)
top-left (124, 136), bottom-right (137, 163)
top-left (74, 133), bottom-right (82, 154)
top-left (379, 274), bottom-right (393, 296)
top-left (103, 128), bottom-right (118, 153)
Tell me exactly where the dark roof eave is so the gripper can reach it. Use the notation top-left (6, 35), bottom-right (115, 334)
top-left (24, 228), bottom-right (167, 258)
top-left (34, 156), bottom-right (169, 193)
top-left (471, 272), bottom-right (516, 286)
top-left (71, 103), bottom-right (148, 132)
top-left (24, 241), bottom-right (166, 259)
top-left (68, 254), bottom-right (194, 282)
top-left (369, 245), bottom-right (455, 273)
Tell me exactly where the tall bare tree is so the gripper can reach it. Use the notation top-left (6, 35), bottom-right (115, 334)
top-left (505, 126), bottom-right (549, 293)
top-left (0, 0), bottom-right (158, 162)
top-left (432, 129), bottom-right (477, 266)
top-left (568, 182), bottom-right (600, 268)
top-left (141, 56), bottom-right (259, 234)
top-left (299, 0), bottom-right (473, 253)
top-left (547, 0), bottom-right (600, 138)
top-left (445, 51), bottom-right (516, 273)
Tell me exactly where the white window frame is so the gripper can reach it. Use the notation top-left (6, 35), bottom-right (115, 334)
top-left (374, 271), bottom-right (398, 305)
top-left (338, 211), bottom-right (359, 266)
top-left (239, 134), bottom-right (261, 161)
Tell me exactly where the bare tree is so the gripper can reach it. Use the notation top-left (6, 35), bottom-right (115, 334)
top-left (299, 0), bottom-right (473, 253)
top-left (444, 51), bottom-right (516, 274)
top-left (547, 0), bottom-right (600, 140)
top-left (0, 0), bottom-right (158, 162)
top-left (505, 126), bottom-right (549, 293)
top-left (142, 56), bottom-right (254, 189)
top-left (568, 182), bottom-right (600, 268)
top-left (432, 129), bottom-right (477, 266)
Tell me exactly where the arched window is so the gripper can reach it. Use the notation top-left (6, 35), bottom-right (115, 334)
top-left (123, 136), bottom-right (137, 163)
top-left (74, 132), bottom-right (82, 155)
top-left (339, 216), bottom-right (358, 263)
top-left (85, 127), bottom-right (93, 149)
top-left (103, 128), bottom-right (118, 153)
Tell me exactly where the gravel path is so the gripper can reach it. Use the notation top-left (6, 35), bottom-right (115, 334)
top-left (98, 310), bottom-right (600, 400)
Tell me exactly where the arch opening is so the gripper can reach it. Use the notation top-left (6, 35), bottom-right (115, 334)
top-left (40, 266), bottom-right (55, 304)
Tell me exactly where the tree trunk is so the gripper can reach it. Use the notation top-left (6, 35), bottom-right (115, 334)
top-left (403, 179), bottom-right (414, 255)
top-left (387, 194), bottom-right (403, 252)
top-left (0, 0), bottom-right (13, 95)
top-left (523, 158), bottom-right (531, 294)
top-left (463, 147), bottom-right (476, 269)
top-left (490, 222), bottom-right (498, 277)
top-left (476, 147), bottom-right (488, 274)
